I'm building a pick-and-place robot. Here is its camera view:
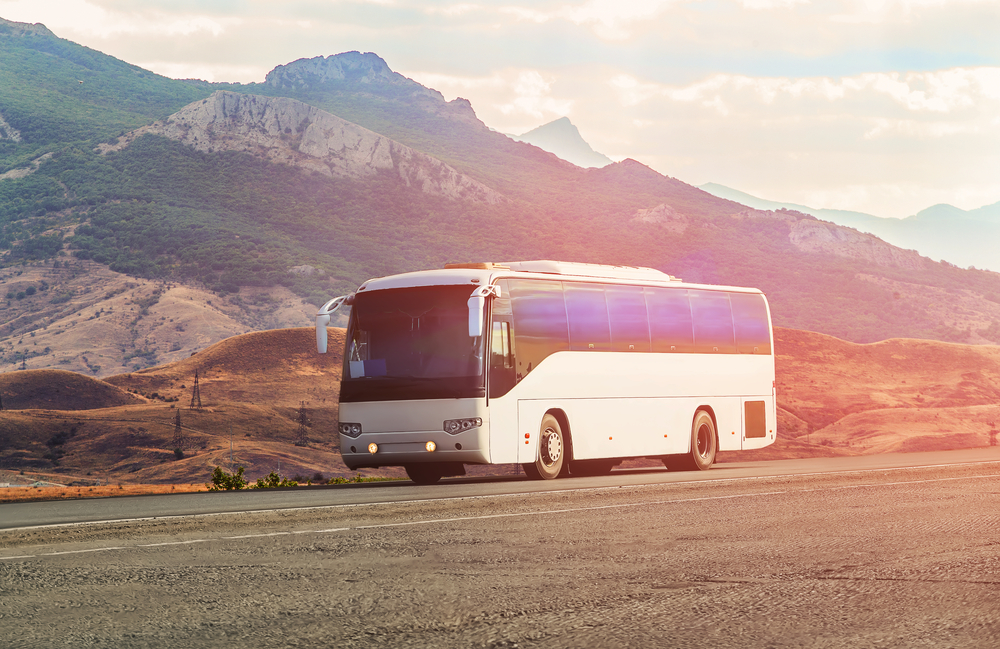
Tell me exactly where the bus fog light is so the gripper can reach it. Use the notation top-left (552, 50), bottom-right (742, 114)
top-left (368, 443), bottom-right (378, 454)
top-left (426, 441), bottom-right (437, 452)
top-left (443, 417), bottom-right (483, 434)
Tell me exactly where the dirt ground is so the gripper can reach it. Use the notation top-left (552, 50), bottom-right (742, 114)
top-left (0, 483), bottom-right (205, 504)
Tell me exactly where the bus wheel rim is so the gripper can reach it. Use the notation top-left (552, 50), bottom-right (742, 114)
top-left (697, 424), bottom-right (711, 458)
top-left (541, 429), bottom-right (561, 465)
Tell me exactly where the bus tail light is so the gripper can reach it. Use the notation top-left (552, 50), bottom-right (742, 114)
top-left (339, 423), bottom-right (363, 438)
top-left (443, 417), bottom-right (483, 434)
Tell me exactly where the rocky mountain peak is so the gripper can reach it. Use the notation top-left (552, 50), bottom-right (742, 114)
top-left (264, 51), bottom-right (443, 100)
top-left (0, 16), bottom-right (56, 37)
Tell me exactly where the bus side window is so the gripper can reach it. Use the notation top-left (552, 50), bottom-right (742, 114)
top-left (731, 292), bottom-right (772, 354)
top-left (646, 287), bottom-right (694, 352)
top-left (489, 320), bottom-right (517, 397)
top-left (490, 321), bottom-right (513, 369)
top-left (606, 284), bottom-right (650, 352)
top-left (564, 283), bottom-right (611, 351)
top-left (689, 290), bottom-right (736, 353)
top-left (509, 279), bottom-right (568, 376)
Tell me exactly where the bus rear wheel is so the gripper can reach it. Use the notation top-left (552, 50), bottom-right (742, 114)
top-left (522, 414), bottom-right (565, 480)
top-left (663, 410), bottom-right (717, 471)
top-left (405, 464), bottom-right (443, 485)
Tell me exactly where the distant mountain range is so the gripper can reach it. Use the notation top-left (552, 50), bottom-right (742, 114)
top-left (4, 14), bottom-right (1000, 379)
top-left (700, 183), bottom-right (1000, 272)
top-left (508, 117), bottom-right (613, 169)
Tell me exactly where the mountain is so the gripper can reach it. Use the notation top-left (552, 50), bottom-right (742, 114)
top-left (700, 183), bottom-right (1000, 272)
top-left (509, 117), bottom-right (614, 169)
top-left (5, 23), bottom-right (1000, 381)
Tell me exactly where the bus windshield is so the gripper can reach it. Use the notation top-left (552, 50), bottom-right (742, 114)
top-left (339, 285), bottom-right (486, 402)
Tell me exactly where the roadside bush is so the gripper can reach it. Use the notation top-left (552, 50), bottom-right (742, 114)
top-left (250, 472), bottom-right (298, 489)
top-left (207, 465), bottom-right (247, 491)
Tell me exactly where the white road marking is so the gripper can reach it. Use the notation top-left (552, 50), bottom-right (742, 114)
top-left (2, 470), bottom-right (997, 561)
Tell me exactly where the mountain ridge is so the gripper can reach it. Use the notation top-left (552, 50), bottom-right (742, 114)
top-left (700, 183), bottom-right (1000, 271)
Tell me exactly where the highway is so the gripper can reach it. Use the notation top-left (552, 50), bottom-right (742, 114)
top-left (2, 448), bottom-right (999, 647)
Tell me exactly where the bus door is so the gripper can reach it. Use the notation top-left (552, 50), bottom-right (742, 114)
top-left (489, 283), bottom-right (516, 399)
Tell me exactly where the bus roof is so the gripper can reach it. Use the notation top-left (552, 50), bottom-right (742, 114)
top-left (354, 260), bottom-right (765, 295)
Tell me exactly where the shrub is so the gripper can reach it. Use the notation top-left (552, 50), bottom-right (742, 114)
top-left (207, 465), bottom-right (247, 491)
top-left (250, 472), bottom-right (298, 489)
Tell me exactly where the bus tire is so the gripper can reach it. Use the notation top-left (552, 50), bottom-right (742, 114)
top-left (663, 410), bottom-right (717, 471)
top-left (405, 464), bottom-right (443, 485)
top-left (522, 414), bottom-right (565, 480)
top-left (689, 409), bottom-right (717, 470)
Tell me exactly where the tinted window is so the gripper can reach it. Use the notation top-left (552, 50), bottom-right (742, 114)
top-left (646, 287), bottom-right (694, 352)
top-left (339, 285), bottom-right (486, 402)
top-left (690, 290), bottom-right (736, 353)
top-left (731, 292), bottom-right (771, 354)
top-left (509, 279), bottom-right (568, 375)
top-left (606, 285), bottom-right (650, 352)
top-left (565, 283), bottom-right (611, 351)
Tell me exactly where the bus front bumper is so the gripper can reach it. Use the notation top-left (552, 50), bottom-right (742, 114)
top-left (339, 429), bottom-right (490, 469)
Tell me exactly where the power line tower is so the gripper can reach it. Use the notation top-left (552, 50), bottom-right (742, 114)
top-left (190, 369), bottom-right (202, 409)
top-left (172, 408), bottom-right (185, 450)
top-left (295, 401), bottom-right (309, 447)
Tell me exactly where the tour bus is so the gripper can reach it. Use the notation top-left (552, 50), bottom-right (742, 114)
top-left (315, 260), bottom-right (776, 484)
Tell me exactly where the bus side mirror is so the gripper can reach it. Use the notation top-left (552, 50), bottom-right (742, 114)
top-left (315, 294), bottom-right (353, 353)
top-left (468, 295), bottom-right (486, 337)
top-left (468, 284), bottom-right (500, 337)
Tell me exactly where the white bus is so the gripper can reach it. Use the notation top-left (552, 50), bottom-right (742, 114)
top-left (316, 260), bottom-right (776, 484)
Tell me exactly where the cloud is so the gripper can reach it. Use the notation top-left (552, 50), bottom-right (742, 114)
top-left (403, 68), bottom-right (575, 130)
top-left (0, 0), bottom-right (239, 38)
top-left (613, 67), bottom-right (1000, 116)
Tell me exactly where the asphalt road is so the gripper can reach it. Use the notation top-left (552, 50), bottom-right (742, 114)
top-left (2, 448), bottom-right (1000, 648)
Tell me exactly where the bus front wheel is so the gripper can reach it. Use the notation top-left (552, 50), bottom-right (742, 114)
top-left (663, 410), bottom-right (717, 471)
top-left (522, 414), bottom-right (565, 480)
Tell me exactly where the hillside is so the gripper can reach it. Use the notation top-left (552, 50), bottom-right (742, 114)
top-left (0, 259), bottom-right (319, 375)
top-left (3, 24), bottom-right (1000, 363)
top-left (0, 327), bottom-right (355, 485)
top-left (3, 326), bottom-right (1000, 486)
top-left (771, 327), bottom-right (1000, 455)
top-left (0, 17), bottom-right (208, 170)
top-left (0, 368), bottom-right (141, 410)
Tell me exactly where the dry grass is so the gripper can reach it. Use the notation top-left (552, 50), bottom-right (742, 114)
top-left (5, 325), bottom-right (1000, 495)
top-left (0, 483), bottom-right (205, 504)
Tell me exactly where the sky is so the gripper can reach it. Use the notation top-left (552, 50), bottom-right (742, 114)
top-left (2, 0), bottom-right (999, 219)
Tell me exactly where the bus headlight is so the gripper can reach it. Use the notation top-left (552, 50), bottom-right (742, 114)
top-left (443, 417), bottom-right (483, 434)
top-left (425, 441), bottom-right (436, 452)
top-left (368, 443), bottom-right (378, 454)
top-left (339, 423), bottom-right (363, 438)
